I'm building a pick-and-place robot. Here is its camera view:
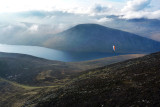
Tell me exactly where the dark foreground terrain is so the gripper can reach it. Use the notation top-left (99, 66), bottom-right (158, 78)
top-left (0, 52), bottom-right (160, 106)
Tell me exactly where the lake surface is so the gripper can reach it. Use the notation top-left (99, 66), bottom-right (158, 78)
top-left (0, 44), bottom-right (126, 62)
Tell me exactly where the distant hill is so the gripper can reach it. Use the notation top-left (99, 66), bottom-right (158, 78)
top-left (43, 24), bottom-right (160, 53)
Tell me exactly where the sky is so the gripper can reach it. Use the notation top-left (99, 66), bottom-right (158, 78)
top-left (1, 0), bottom-right (159, 19)
top-left (0, 0), bottom-right (160, 44)
top-left (0, 0), bottom-right (160, 24)
top-left (0, 0), bottom-right (124, 12)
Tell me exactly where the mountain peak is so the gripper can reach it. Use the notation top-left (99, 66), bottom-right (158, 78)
top-left (72, 24), bottom-right (109, 31)
top-left (74, 23), bottom-right (104, 27)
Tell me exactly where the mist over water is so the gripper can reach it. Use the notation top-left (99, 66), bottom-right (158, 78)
top-left (0, 44), bottom-right (127, 62)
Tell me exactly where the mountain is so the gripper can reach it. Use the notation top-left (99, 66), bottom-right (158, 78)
top-left (43, 24), bottom-right (160, 53)
top-left (32, 52), bottom-right (160, 107)
top-left (0, 52), bottom-right (143, 86)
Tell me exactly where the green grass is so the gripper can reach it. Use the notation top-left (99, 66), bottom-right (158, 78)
top-left (0, 78), bottom-right (61, 90)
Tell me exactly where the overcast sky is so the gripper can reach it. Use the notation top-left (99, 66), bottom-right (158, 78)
top-left (0, 0), bottom-right (160, 43)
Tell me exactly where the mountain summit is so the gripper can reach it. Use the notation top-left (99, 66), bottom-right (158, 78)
top-left (44, 24), bottom-right (160, 53)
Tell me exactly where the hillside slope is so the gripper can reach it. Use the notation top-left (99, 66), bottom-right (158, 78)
top-left (0, 52), bottom-right (78, 86)
top-left (0, 52), bottom-right (143, 86)
top-left (43, 24), bottom-right (160, 53)
top-left (0, 78), bottom-right (25, 107)
top-left (0, 78), bottom-right (56, 107)
top-left (33, 52), bottom-right (160, 107)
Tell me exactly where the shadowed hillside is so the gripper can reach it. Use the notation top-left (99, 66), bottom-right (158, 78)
top-left (0, 52), bottom-right (143, 86)
top-left (44, 24), bottom-right (160, 53)
top-left (0, 52), bottom-right (79, 86)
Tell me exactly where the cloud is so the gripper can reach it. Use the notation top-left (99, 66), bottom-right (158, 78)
top-left (120, 0), bottom-right (160, 20)
top-left (122, 0), bottom-right (151, 12)
top-left (2, 25), bottom-right (13, 32)
top-left (91, 4), bottom-right (110, 13)
top-left (97, 17), bottom-right (112, 23)
top-left (148, 10), bottom-right (160, 19)
top-left (120, 10), bottom-right (160, 19)
top-left (0, 0), bottom-right (124, 13)
top-left (28, 25), bottom-right (39, 32)
top-left (89, 4), bottom-right (114, 16)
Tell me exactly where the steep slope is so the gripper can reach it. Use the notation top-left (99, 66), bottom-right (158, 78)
top-left (0, 52), bottom-right (143, 86)
top-left (44, 24), bottom-right (160, 53)
top-left (31, 52), bottom-right (160, 107)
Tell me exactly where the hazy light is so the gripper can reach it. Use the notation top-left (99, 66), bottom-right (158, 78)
top-left (0, 0), bottom-right (66, 12)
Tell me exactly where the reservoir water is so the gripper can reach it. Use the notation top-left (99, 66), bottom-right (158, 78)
top-left (0, 44), bottom-right (125, 62)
